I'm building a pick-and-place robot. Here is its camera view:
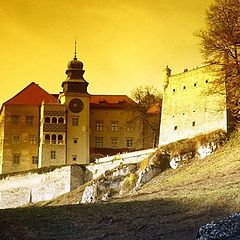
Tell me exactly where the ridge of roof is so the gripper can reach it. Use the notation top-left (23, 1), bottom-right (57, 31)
top-left (4, 82), bottom-right (59, 106)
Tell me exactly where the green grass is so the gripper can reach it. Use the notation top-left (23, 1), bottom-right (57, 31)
top-left (0, 131), bottom-right (240, 240)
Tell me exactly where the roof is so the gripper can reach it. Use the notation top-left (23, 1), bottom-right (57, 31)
top-left (4, 82), bottom-right (59, 106)
top-left (90, 95), bottom-right (137, 109)
top-left (147, 102), bottom-right (162, 114)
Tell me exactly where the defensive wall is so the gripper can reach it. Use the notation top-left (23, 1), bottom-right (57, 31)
top-left (0, 148), bottom-right (154, 209)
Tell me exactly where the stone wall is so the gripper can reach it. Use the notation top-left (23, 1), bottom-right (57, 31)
top-left (159, 65), bottom-right (227, 146)
top-left (0, 165), bottom-right (84, 209)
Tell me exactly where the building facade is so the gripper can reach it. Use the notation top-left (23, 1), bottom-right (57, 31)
top-left (159, 65), bottom-right (227, 146)
top-left (0, 53), bottom-right (158, 174)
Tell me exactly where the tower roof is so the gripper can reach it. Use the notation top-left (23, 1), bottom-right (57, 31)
top-left (4, 82), bottom-right (59, 105)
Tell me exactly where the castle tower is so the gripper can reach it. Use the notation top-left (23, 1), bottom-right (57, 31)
top-left (59, 43), bottom-right (90, 165)
top-left (161, 65), bottom-right (171, 94)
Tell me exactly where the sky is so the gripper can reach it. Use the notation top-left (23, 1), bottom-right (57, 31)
top-left (0, 0), bottom-right (213, 104)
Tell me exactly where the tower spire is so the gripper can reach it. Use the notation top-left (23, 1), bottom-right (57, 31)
top-left (74, 37), bottom-right (77, 59)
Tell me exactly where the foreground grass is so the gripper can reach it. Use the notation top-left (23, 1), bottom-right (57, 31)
top-left (0, 132), bottom-right (240, 240)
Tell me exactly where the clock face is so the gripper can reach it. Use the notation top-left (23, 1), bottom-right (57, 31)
top-left (68, 98), bottom-right (84, 113)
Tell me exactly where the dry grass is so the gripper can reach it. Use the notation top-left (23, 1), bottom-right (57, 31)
top-left (0, 131), bottom-right (240, 240)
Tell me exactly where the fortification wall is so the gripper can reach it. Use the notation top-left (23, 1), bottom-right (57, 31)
top-left (159, 66), bottom-right (227, 146)
top-left (0, 165), bottom-right (84, 209)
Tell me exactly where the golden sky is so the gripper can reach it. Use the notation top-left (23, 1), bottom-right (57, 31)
top-left (0, 0), bottom-right (212, 104)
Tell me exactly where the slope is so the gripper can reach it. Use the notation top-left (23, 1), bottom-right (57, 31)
top-left (0, 132), bottom-right (240, 240)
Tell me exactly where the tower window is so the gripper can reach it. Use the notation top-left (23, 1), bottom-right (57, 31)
top-left (51, 150), bottom-right (56, 159)
top-left (72, 117), bottom-right (79, 126)
top-left (72, 155), bottom-right (77, 161)
top-left (45, 117), bottom-right (50, 123)
top-left (73, 138), bottom-right (78, 144)
top-left (45, 134), bottom-right (50, 144)
top-left (26, 116), bottom-right (34, 126)
top-left (183, 113), bottom-right (185, 115)
top-left (194, 83), bottom-right (197, 87)
top-left (52, 117), bottom-right (57, 123)
top-left (192, 121), bottom-right (196, 127)
top-left (206, 80), bottom-right (208, 83)
top-left (174, 126), bottom-right (178, 130)
top-left (51, 134), bottom-right (57, 144)
top-left (58, 117), bottom-right (64, 123)
top-left (173, 89), bottom-right (176, 93)
top-left (183, 86), bottom-right (186, 89)
top-left (58, 135), bottom-right (63, 144)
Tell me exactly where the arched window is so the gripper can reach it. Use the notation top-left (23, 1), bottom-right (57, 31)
top-left (45, 117), bottom-right (50, 123)
top-left (45, 134), bottom-right (50, 144)
top-left (52, 134), bottom-right (56, 144)
top-left (58, 135), bottom-right (63, 144)
top-left (58, 117), bottom-right (64, 123)
top-left (52, 117), bottom-right (57, 123)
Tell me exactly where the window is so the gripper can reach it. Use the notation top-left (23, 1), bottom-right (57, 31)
top-left (52, 117), bottom-right (57, 123)
top-left (32, 156), bottom-right (38, 164)
top-left (58, 117), bottom-right (64, 123)
top-left (73, 138), bottom-right (78, 144)
top-left (52, 134), bottom-right (57, 144)
top-left (183, 86), bottom-right (186, 89)
top-left (174, 126), bottom-right (178, 130)
top-left (30, 136), bottom-right (37, 144)
top-left (72, 155), bottom-right (77, 161)
top-left (45, 117), bottom-right (50, 123)
top-left (206, 80), bottom-right (208, 83)
top-left (126, 138), bottom-right (134, 148)
top-left (58, 135), bottom-right (63, 144)
top-left (12, 115), bottom-right (20, 125)
top-left (173, 89), bottom-right (176, 93)
top-left (72, 117), bottom-right (79, 126)
top-left (51, 150), bottom-right (56, 159)
top-left (45, 134), bottom-right (50, 144)
top-left (111, 138), bottom-right (119, 147)
top-left (126, 121), bottom-right (134, 131)
top-left (95, 137), bottom-right (103, 148)
top-left (13, 154), bottom-right (20, 164)
top-left (194, 83), bottom-right (197, 87)
top-left (96, 121), bottom-right (103, 131)
top-left (26, 116), bottom-right (34, 126)
top-left (192, 121), bottom-right (196, 127)
top-left (111, 121), bottom-right (118, 131)
top-left (12, 135), bottom-right (20, 144)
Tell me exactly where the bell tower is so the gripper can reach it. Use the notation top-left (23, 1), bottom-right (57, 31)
top-left (59, 42), bottom-right (90, 165)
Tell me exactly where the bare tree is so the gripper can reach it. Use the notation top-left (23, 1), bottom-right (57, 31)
top-left (195, 0), bottom-right (240, 128)
top-left (131, 86), bottom-right (162, 148)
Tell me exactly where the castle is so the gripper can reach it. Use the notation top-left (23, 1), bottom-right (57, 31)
top-left (0, 51), bottom-right (160, 174)
top-left (159, 65), bottom-right (227, 146)
top-left (0, 48), bottom-right (228, 175)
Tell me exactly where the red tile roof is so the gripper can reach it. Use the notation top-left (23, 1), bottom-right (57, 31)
top-left (90, 95), bottom-right (137, 109)
top-left (147, 102), bottom-right (162, 114)
top-left (5, 82), bottom-right (59, 105)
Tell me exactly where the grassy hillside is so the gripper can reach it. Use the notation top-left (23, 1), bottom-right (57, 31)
top-left (0, 132), bottom-right (240, 240)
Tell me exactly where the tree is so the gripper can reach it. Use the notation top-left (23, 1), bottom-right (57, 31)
top-left (131, 86), bottom-right (162, 148)
top-left (195, 0), bottom-right (240, 128)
